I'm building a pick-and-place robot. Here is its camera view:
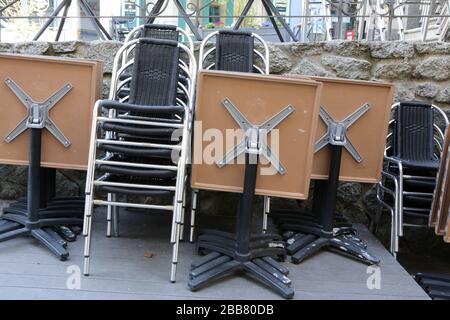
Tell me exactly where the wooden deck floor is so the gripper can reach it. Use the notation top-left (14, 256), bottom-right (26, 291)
top-left (0, 209), bottom-right (429, 300)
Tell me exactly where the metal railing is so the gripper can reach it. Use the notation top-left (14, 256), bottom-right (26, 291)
top-left (0, 0), bottom-right (448, 42)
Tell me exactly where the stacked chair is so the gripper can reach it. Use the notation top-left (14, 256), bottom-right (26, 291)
top-left (107, 24), bottom-right (193, 239)
top-left (189, 30), bottom-right (270, 243)
top-left (116, 24), bottom-right (194, 103)
top-left (83, 26), bottom-right (197, 282)
top-left (376, 101), bottom-right (449, 257)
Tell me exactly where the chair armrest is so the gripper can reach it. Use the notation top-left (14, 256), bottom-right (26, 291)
top-left (98, 99), bottom-right (184, 115)
top-left (378, 171), bottom-right (398, 197)
top-left (384, 155), bottom-right (402, 166)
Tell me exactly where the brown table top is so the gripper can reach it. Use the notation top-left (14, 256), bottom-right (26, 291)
top-left (430, 127), bottom-right (450, 229)
top-left (0, 53), bottom-right (103, 170)
top-left (191, 70), bottom-right (322, 199)
top-left (434, 129), bottom-right (450, 236)
top-left (309, 76), bottom-right (393, 183)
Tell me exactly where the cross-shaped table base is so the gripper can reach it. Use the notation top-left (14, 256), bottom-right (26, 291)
top-left (188, 99), bottom-right (295, 298)
top-left (0, 78), bottom-right (83, 260)
top-left (189, 162), bottom-right (294, 299)
top-left (269, 104), bottom-right (380, 266)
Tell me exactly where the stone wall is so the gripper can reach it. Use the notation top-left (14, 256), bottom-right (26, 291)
top-left (0, 40), bottom-right (449, 231)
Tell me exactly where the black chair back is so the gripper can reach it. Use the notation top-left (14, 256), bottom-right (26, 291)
top-left (139, 24), bottom-right (179, 41)
top-left (128, 38), bottom-right (180, 107)
top-left (392, 101), bottom-right (435, 162)
top-left (215, 30), bottom-right (254, 73)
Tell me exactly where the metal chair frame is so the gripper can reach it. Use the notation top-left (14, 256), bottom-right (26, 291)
top-left (83, 38), bottom-right (197, 283)
top-left (110, 25), bottom-right (195, 241)
top-left (376, 102), bottom-right (449, 256)
top-left (124, 24), bottom-right (194, 51)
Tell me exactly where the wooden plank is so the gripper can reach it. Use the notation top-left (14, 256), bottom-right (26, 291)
top-left (430, 127), bottom-right (450, 228)
top-left (0, 210), bottom-right (429, 300)
top-left (435, 144), bottom-right (450, 235)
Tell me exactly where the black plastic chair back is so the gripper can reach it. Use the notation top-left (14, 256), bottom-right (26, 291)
top-left (392, 102), bottom-right (434, 162)
top-left (215, 30), bottom-right (254, 72)
top-left (139, 24), bottom-right (179, 41)
top-left (128, 38), bottom-right (180, 107)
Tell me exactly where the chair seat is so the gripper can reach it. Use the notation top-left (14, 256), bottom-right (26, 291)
top-left (403, 209), bottom-right (429, 219)
top-left (398, 158), bottom-right (439, 171)
top-left (99, 99), bottom-right (184, 116)
top-left (379, 192), bottom-right (432, 207)
top-left (97, 164), bottom-right (177, 179)
top-left (102, 122), bottom-right (178, 138)
top-left (381, 177), bottom-right (436, 193)
top-left (98, 185), bottom-right (174, 197)
top-left (97, 174), bottom-right (175, 197)
top-left (385, 162), bottom-right (438, 178)
top-left (117, 87), bottom-right (130, 99)
top-left (404, 195), bottom-right (433, 208)
top-left (97, 144), bottom-right (173, 159)
top-left (403, 179), bottom-right (436, 191)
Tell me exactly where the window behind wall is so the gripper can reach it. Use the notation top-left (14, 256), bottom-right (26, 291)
top-left (209, 4), bottom-right (221, 23)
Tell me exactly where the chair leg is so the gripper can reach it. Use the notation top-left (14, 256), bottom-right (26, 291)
top-left (179, 189), bottom-right (186, 241)
top-left (83, 198), bottom-right (94, 276)
top-left (112, 194), bottom-right (119, 237)
top-left (106, 193), bottom-right (113, 237)
top-left (171, 222), bottom-right (181, 283)
top-left (190, 189), bottom-right (198, 243)
top-left (390, 211), bottom-right (395, 255)
top-left (398, 176), bottom-right (404, 237)
top-left (394, 194), bottom-right (400, 253)
top-left (395, 211), bottom-right (400, 254)
top-left (263, 196), bottom-right (270, 234)
top-left (170, 196), bottom-right (178, 244)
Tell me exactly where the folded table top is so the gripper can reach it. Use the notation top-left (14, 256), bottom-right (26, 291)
top-left (191, 70), bottom-right (322, 200)
top-left (0, 53), bottom-right (103, 170)
top-left (309, 76), bottom-right (394, 184)
top-left (430, 127), bottom-right (450, 230)
top-left (439, 143), bottom-right (450, 240)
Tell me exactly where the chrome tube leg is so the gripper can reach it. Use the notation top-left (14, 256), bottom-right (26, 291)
top-left (82, 194), bottom-right (91, 237)
top-left (398, 165), bottom-right (404, 237)
top-left (171, 137), bottom-right (188, 281)
top-left (179, 189), bottom-right (187, 241)
top-left (394, 200), bottom-right (399, 253)
top-left (393, 191), bottom-right (398, 259)
top-left (83, 198), bottom-right (94, 276)
top-left (171, 172), bottom-right (183, 244)
top-left (170, 195), bottom-right (178, 243)
top-left (106, 192), bottom-right (113, 235)
top-left (106, 193), bottom-right (113, 237)
top-left (171, 222), bottom-right (181, 283)
top-left (83, 100), bottom-right (100, 274)
top-left (112, 193), bottom-right (119, 237)
top-left (263, 196), bottom-right (270, 234)
top-left (190, 189), bottom-right (198, 243)
top-left (172, 174), bottom-right (185, 282)
top-left (390, 209), bottom-right (395, 255)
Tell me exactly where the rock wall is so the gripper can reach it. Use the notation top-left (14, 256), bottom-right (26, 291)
top-left (0, 40), bottom-right (449, 230)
